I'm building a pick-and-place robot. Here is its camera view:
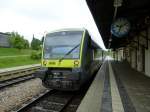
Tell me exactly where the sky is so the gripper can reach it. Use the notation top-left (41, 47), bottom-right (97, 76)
top-left (0, 0), bottom-right (105, 49)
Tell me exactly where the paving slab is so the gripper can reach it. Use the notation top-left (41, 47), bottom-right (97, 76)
top-left (76, 62), bottom-right (107, 112)
top-left (111, 61), bottom-right (150, 112)
top-left (109, 62), bottom-right (124, 112)
top-left (77, 61), bottom-right (124, 112)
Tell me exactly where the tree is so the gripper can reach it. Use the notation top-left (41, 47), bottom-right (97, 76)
top-left (31, 35), bottom-right (41, 50)
top-left (13, 36), bottom-right (24, 50)
top-left (24, 39), bottom-right (29, 49)
top-left (9, 32), bottom-right (29, 50)
top-left (41, 36), bottom-right (44, 43)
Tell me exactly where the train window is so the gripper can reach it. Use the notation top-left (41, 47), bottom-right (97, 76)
top-left (43, 31), bottom-right (83, 59)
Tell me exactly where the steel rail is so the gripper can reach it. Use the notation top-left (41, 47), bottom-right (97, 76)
top-left (59, 94), bottom-right (75, 112)
top-left (0, 65), bottom-right (41, 89)
top-left (15, 89), bottom-right (54, 112)
top-left (0, 65), bottom-right (40, 82)
top-left (15, 90), bottom-right (76, 112)
top-left (0, 75), bottom-right (35, 89)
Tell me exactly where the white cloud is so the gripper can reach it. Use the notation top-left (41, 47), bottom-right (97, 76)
top-left (0, 0), bottom-right (105, 49)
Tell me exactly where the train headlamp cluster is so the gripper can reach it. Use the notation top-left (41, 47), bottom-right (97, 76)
top-left (74, 60), bottom-right (79, 65)
top-left (74, 60), bottom-right (79, 67)
top-left (43, 61), bottom-right (47, 66)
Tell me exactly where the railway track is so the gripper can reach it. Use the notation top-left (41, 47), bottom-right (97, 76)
top-left (14, 89), bottom-right (79, 112)
top-left (13, 77), bottom-right (95, 112)
top-left (10, 65), bottom-right (99, 112)
top-left (0, 75), bottom-right (35, 89)
top-left (0, 65), bottom-right (40, 89)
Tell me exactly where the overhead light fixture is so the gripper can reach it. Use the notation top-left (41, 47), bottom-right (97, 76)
top-left (113, 0), bottom-right (123, 7)
top-left (113, 0), bottom-right (123, 20)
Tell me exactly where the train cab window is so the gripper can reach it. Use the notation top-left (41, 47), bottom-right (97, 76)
top-left (44, 31), bottom-right (83, 59)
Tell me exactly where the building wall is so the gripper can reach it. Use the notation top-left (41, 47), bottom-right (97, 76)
top-left (117, 49), bottom-right (123, 61)
top-left (130, 48), bottom-right (137, 69)
top-left (124, 47), bottom-right (131, 63)
top-left (117, 26), bottom-right (150, 77)
top-left (0, 33), bottom-right (10, 47)
top-left (125, 27), bottom-right (150, 76)
top-left (137, 46), bottom-right (144, 72)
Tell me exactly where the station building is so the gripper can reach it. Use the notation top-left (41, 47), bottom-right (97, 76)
top-left (86, 0), bottom-right (150, 77)
top-left (0, 32), bottom-right (11, 47)
top-left (77, 1), bottom-right (150, 112)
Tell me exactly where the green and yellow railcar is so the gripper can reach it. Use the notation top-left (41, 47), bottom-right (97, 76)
top-left (38, 28), bottom-right (103, 90)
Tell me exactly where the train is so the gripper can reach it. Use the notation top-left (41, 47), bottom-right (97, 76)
top-left (36, 28), bottom-right (105, 91)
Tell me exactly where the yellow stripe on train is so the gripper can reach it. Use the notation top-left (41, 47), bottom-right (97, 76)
top-left (41, 59), bottom-right (81, 68)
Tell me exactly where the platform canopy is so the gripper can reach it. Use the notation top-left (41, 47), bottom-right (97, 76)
top-left (86, 0), bottom-right (150, 49)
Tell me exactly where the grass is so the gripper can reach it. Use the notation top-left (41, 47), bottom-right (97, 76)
top-left (0, 48), bottom-right (34, 56)
top-left (0, 48), bottom-right (41, 68)
top-left (0, 56), bottom-right (40, 68)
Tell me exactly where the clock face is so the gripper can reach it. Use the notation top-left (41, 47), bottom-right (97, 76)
top-left (111, 18), bottom-right (130, 37)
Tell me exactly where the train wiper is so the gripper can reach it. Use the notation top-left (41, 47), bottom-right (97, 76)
top-left (58, 44), bottom-right (80, 62)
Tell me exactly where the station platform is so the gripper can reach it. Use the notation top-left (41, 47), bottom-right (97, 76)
top-left (77, 60), bottom-right (150, 112)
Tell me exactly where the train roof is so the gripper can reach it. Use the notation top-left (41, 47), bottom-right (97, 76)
top-left (46, 28), bottom-right (86, 35)
top-left (91, 39), bottom-right (101, 49)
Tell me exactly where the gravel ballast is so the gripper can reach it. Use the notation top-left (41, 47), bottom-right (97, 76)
top-left (0, 78), bottom-right (46, 112)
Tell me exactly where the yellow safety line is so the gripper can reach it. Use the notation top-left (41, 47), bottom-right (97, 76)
top-left (109, 62), bottom-right (124, 112)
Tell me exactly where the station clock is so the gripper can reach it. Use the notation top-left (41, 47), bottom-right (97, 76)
top-left (111, 18), bottom-right (130, 37)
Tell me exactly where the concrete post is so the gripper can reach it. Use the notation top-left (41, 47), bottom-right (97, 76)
top-left (145, 27), bottom-right (150, 77)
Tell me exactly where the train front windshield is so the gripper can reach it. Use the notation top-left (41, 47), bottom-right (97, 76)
top-left (43, 31), bottom-right (83, 59)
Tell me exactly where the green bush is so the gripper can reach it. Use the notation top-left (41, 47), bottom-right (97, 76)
top-left (30, 51), bottom-right (41, 60)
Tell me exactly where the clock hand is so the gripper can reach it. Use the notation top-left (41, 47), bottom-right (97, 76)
top-left (116, 24), bottom-right (121, 27)
top-left (120, 22), bottom-right (128, 27)
top-left (119, 26), bottom-right (122, 32)
top-left (116, 24), bottom-right (120, 27)
top-left (123, 22), bottom-right (128, 26)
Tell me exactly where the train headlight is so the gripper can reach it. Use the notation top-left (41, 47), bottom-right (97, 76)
top-left (74, 60), bottom-right (80, 67)
top-left (43, 61), bottom-right (47, 66)
top-left (72, 68), bottom-right (82, 72)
